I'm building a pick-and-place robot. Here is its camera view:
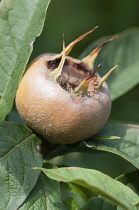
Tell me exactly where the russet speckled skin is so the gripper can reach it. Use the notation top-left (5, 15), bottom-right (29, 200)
top-left (16, 54), bottom-right (111, 144)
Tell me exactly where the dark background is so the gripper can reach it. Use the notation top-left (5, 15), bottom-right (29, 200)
top-left (32, 0), bottom-right (139, 58)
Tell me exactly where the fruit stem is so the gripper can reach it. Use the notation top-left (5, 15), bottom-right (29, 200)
top-left (50, 40), bottom-right (66, 82)
top-left (96, 64), bottom-right (119, 90)
top-left (82, 36), bottom-right (119, 70)
top-left (73, 64), bottom-right (101, 97)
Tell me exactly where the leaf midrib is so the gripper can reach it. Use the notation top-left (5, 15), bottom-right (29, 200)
top-left (0, 133), bottom-right (35, 161)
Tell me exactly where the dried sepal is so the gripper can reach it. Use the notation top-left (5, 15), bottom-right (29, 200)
top-left (50, 39), bottom-right (66, 81)
top-left (73, 64), bottom-right (101, 97)
top-left (54, 26), bottom-right (98, 60)
top-left (96, 64), bottom-right (119, 90)
top-left (65, 26), bottom-right (98, 56)
top-left (82, 36), bottom-right (119, 70)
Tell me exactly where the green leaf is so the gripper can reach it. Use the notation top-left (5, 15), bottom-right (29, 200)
top-left (61, 183), bottom-right (90, 209)
top-left (85, 121), bottom-right (139, 169)
top-left (0, 122), bottom-right (43, 210)
top-left (94, 136), bottom-right (121, 140)
top-left (19, 173), bottom-right (66, 210)
top-left (116, 170), bottom-right (139, 195)
top-left (61, 191), bottom-right (85, 210)
top-left (81, 197), bottom-right (116, 210)
top-left (34, 167), bottom-right (139, 210)
top-left (6, 105), bottom-right (25, 125)
top-left (80, 28), bottom-right (139, 100)
top-left (0, 0), bottom-right (51, 121)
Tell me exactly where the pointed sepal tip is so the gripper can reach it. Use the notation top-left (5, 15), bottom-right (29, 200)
top-left (50, 39), bottom-right (66, 81)
top-left (82, 35), bottom-right (119, 70)
top-left (96, 63), bottom-right (119, 90)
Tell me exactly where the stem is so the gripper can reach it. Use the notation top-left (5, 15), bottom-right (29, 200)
top-left (44, 142), bottom-right (96, 160)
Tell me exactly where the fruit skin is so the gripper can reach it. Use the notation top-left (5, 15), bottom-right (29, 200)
top-left (16, 53), bottom-right (111, 144)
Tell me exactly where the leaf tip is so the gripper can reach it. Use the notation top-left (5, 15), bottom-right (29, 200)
top-left (32, 167), bottom-right (41, 170)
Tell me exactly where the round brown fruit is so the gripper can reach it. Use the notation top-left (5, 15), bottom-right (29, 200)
top-left (16, 28), bottom-right (118, 144)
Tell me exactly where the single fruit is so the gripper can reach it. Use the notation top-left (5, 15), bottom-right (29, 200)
top-left (16, 27), bottom-right (118, 144)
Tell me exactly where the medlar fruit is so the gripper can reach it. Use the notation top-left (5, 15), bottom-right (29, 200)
top-left (16, 27), bottom-right (118, 144)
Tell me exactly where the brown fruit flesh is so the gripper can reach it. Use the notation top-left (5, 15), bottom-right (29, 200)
top-left (16, 54), bottom-right (111, 144)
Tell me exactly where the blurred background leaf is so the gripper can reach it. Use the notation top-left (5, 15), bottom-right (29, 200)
top-left (61, 182), bottom-right (93, 209)
top-left (31, 0), bottom-right (139, 59)
top-left (48, 151), bottom-right (136, 178)
top-left (116, 170), bottom-right (139, 195)
top-left (110, 87), bottom-right (139, 124)
top-left (81, 197), bottom-right (116, 210)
